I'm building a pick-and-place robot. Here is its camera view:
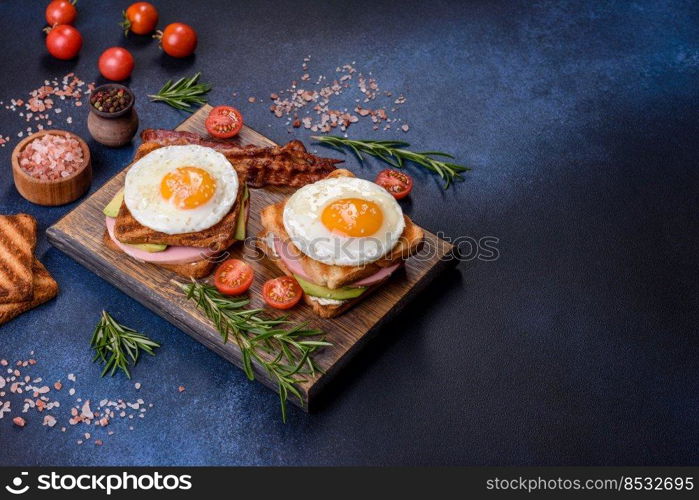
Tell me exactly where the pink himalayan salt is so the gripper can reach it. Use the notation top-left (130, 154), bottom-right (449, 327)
top-left (18, 133), bottom-right (83, 181)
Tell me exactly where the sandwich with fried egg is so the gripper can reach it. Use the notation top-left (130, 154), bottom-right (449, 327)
top-left (102, 143), bottom-right (249, 278)
top-left (256, 169), bottom-right (425, 318)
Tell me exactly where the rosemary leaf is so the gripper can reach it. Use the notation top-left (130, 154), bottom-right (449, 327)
top-left (148, 72), bottom-right (212, 112)
top-left (312, 135), bottom-right (470, 188)
top-left (90, 311), bottom-right (161, 379)
top-left (178, 280), bottom-right (329, 422)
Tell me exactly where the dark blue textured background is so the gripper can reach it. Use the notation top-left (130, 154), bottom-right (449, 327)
top-left (0, 0), bottom-right (697, 465)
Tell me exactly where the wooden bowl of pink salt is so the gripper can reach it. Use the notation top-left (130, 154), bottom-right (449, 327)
top-left (11, 129), bottom-right (92, 206)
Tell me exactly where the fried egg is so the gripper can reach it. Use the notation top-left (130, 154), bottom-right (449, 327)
top-left (283, 176), bottom-right (405, 266)
top-left (124, 145), bottom-right (238, 235)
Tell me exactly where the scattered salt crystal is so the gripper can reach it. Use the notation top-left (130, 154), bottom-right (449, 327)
top-left (81, 400), bottom-right (94, 419)
top-left (0, 401), bottom-right (11, 419)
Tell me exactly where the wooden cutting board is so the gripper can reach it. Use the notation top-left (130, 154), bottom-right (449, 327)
top-left (47, 105), bottom-right (456, 410)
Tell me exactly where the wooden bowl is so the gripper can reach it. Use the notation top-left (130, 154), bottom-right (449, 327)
top-left (11, 130), bottom-right (92, 206)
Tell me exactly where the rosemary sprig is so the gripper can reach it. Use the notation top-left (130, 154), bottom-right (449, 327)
top-left (148, 72), bottom-right (211, 111)
top-left (312, 136), bottom-right (470, 188)
top-left (90, 311), bottom-right (161, 379)
top-left (179, 281), bottom-right (331, 422)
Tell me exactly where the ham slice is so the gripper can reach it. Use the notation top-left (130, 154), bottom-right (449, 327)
top-left (272, 235), bottom-right (400, 287)
top-left (274, 236), bottom-right (311, 280)
top-left (352, 263), bottom-right (401, 286)
top-left (105, 217), bottom-right (213, 265)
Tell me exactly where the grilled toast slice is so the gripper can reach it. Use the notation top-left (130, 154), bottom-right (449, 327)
top-left (0, 259), bottom-right (58, 325)
top-left (0, 214), bottom-right (38, 303)
top-left (102, 231), bottom-right (216, 279)
top-left (258, 170), bottom-right (424, 289)
top-left (255, 235), bottom-right (388, 318)
top-left (112, 142), bottom-right (246, 250)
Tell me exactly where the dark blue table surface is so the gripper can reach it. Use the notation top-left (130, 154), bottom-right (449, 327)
top-left (0, 0), bottom-right (697, 465)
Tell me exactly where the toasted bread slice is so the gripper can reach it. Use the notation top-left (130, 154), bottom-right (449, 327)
top-left (0, 214), bottom-right (38, 303)
top-left (102, 231), bottom-right (216, 279)
top-left (258, 170), bottom-right (424, 289)
top-left (112, 142), bottom-right (245, 250)
top-left (0, 259), bottom-right (58, 325)
top-left (255, 235), bottom-right (388, 318)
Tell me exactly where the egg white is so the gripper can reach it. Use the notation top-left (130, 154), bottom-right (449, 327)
top-left (124, 145), bottom-right (239, 235)
top-left (283, 176), bottom-right (405, 266)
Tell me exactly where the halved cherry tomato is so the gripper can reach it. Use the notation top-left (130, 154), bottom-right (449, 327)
top-left (375, 169), bottom-right (413, 200)
top-left (262, 276), bottom-right (303, 310)
top-left (205, 106), bottom-right (244, 139)
top-left (214, 259), bottom-right (254, 296)
top-left (46, 0), bottom-right (77, 27)
top-left (121, 2), bottom-right (159, 36)
top-left (45, 25), bottom-right (82, 60)
top-left (156, 22), bottom-right (197, 58)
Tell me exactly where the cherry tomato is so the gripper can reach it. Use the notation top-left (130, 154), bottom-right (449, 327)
top-left (45, 25), bottom-right (82, 60)
top-left (157, 23), bottom-right (197, 58)
top-left (45, 0), bottom-right (77, 26)
top-left (205, 106), bottom-right (244, 139)
top-left (214, 259), bottom-right (254, 296)
top-left (121, 2), bottom-right (159, 36)
top-left (375, 169), bottom-right (414, 200)
top-left (98, 47), bottom-right (135, 81)
top-left (262, 276), bottom-right (303, 310)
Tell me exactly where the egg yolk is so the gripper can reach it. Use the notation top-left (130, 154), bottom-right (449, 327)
top-left (160, 167), bottom-right (216, 209)
top-left (321, 198), bottom-right (384, 237)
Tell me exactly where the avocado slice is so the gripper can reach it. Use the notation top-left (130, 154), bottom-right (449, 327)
top-left (130, 242), bottom-right (168, 253)
top-left (103, 189), bottom-right (124, 218)
top-left (293, 274), bottom-right (366, 300)
top-left (234, 185), bottom-right (249, 241)
top-left (104, 189), bottom-right (167, 253)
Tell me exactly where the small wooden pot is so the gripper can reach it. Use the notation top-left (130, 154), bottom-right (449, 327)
top-left (11, 130), bottom-right (92, 206)
top-left (87, 84), bottom-right (139, 147)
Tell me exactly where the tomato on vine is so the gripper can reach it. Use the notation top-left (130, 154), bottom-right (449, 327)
top-left (98, 47), bottom-right (135, 81)
top-left (155, 23), bottom-right (197, 58)
top-left (120, 2), bottom-right (159, 36)
top-left (45, 0), bottom-right (77, 27)
top-left (45, 24), bottom-right (82, 60)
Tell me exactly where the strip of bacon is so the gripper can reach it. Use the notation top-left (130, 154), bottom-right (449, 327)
top-left (140, 129), bottom-right (341, 188)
